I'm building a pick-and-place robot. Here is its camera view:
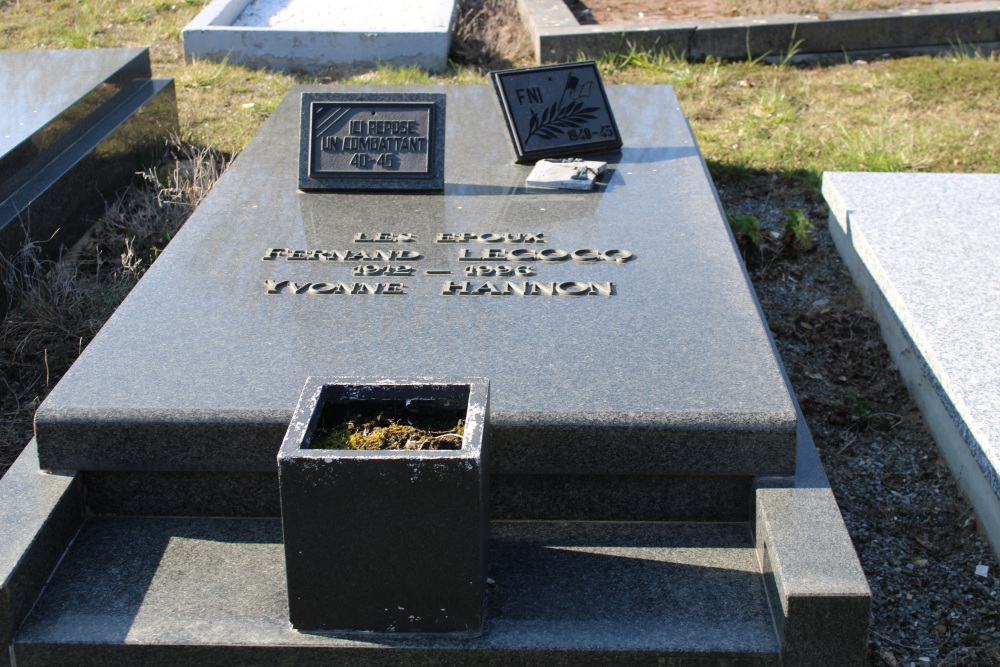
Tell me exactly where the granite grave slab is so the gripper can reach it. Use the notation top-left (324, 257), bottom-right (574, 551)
top-left (824, 171), bottom-right (1000, 558)
top-left (0, 84), bottom-right (870, 665)
top-left (0, 48), bottom-right (177, 303)
top-left (34, 85), bottom-right (798, 478)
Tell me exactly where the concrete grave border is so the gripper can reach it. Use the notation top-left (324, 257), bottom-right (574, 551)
top-left (182, 0), bottom-right (459, 72)
top-left (517, 0), bottom-right (1000, 63)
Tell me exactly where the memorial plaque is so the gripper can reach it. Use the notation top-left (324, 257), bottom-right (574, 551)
top-left (490, 62), bottom-right (622, 164)
top-left (298, 92), bottom-right (445, 191)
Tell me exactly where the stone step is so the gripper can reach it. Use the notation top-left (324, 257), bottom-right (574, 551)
top-left (2, 420), bottom-right (870, 666)
top-left (13, 516), bottom-right (781, 666)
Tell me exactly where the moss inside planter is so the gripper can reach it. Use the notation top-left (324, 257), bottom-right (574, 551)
top-left (310, 398), bottom-right (466, 451)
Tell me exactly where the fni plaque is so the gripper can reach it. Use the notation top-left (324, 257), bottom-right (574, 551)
top-left (490, 62), bottom-right (622, 164)
top-left (299, 92), bottom-right (445, 191)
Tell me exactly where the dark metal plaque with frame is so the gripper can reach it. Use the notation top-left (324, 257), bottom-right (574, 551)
top-left (298, 92), bottom-right (445, 191)
top-left (490, 62), bottom-right (622, 164)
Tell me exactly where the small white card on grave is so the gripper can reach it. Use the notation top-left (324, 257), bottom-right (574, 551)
top-left (526, 158), bottom-right (607, 191)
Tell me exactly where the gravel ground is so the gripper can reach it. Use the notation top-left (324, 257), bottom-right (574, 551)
top-left (717, 175), bottom-right (1000, 666)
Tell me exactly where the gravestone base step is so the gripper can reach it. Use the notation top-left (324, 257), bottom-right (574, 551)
top-left (12, 516), bottom-right (780, 666)
top-left (77, 469), bottom-right (753, 522)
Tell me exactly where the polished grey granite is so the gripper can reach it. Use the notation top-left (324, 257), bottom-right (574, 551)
top-left (80, 470), bottom-right (749, 520)
top-left (491, 473), bottom-right (751, 521)
top-left (13, 517), bottom-right (780, 665)
top-left (0, 441), bottom-right (84, 667)
top-left (34, 85), bottom-right (797, 476)
top-left (0, 78), bottom-right (177, 262)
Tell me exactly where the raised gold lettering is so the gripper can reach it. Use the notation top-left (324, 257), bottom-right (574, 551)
top-left (441, 281), bottom-right (473, 296)
top-left (265, 281), bottom-right (404, 295)
top-left (571, 249), bottom-right (601, 263)
top-left (446, 281), bottom-right (615, 297)
top-left (536, 249), bottom-right (570, 262)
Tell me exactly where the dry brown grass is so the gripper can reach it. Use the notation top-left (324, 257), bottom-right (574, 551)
top-left (0, 144), bottom-right (228, 476)
top-left (451, 0), bottom-right (535, 69)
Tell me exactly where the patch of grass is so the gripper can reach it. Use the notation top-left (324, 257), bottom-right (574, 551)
top-left (599, 36), bottom-right (679, 71)
top-left (728, 213), bottom-right (762, 245)
top-left (348, 63), bottom-right (438, 86)
top-left (639, 55), bottom-right (1000, 194)
top-left (782, 208), bottom-right (813, 246)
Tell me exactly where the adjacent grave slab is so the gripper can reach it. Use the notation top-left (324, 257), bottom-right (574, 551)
top-left (517, 0), bottom-right (1000, 63)
top-left (182, 0), bottom-right (458, 72)
top-left (824, 171), bottom-right (1000, 558)
top-left (0, 48), bottom-right (177, 293)
top-left (34, 85), bottom-right (798, 477)
top-left (0, 48), bottom-right (150, 199)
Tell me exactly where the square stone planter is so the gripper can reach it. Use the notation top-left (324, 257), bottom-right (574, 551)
top-left (277, 377), bottom-right (490, 633)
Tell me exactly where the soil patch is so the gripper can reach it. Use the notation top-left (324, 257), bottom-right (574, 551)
top-left (566, 0), bottom-right (983, 23)
top-left (719, 173), bottom-right (1000, 667)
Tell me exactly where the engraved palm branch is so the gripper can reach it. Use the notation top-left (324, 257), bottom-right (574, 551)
top-left (524, 99), bottom-right (599, 145)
